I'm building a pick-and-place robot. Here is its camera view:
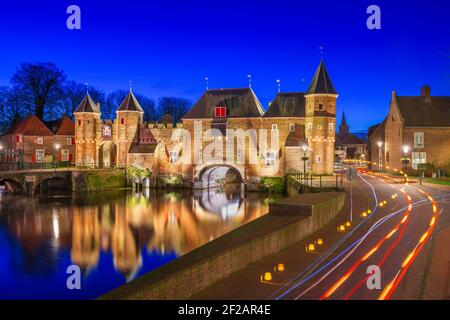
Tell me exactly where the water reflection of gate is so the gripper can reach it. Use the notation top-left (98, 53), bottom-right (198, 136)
top-left (1, 189), bottom-right (268, 290)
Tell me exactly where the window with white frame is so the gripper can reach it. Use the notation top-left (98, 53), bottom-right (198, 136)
top-left (61, 149), bottom-right (69, 162)
top-left (272, 124), bottom-right (278, 131)
top-left (169, 151), bottom-right (179, 163)
top-left (265, 151), bottom-right (277, 166)
top-left (329, 123), bottom-right (334, 131)
top-left (35, 149), bottom-right (45, 163)
top-left (412, 152), bottom-right (426, 169)
top-left (36, 137), bottom-right (43, 145)
top-left (66, 138), bottom-right (72, 146)
top-left (289, 124), bottom-right (295, 132)
top-left (307, 123), bottom-right (312, 130)
top-left (414, 132), bottom-right (424, 148)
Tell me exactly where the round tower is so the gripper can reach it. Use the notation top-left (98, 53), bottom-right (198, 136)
top-left (115, 90), bottom-right (144, 167)
top-left (74, 94), bottom-right (102, 167)
top-left (304, 61), bottom-right (337, 175)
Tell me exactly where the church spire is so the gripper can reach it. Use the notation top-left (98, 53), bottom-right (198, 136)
top-left (339, 111), bottom-right (349, 136)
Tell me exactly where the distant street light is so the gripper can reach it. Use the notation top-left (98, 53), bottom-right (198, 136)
top-left (402, 145), bottom-right (410, 183)
top-left (377, 141), bottom-right (383, 171)
top-left (54, 143), bottom-right (61, 166)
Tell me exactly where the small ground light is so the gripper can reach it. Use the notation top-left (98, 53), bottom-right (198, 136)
top-left (379, 202), bottom-right (384, 207)
top-left (264, 272), bottom-right (272, 281)
top-left (367, 209), bottom-right (372, 214)
top-left (383, 200), bottom-right (387, 205)
top-left (276, 263), bottom-right (285, 272)
top-left (338, 224), bottom-right (346, 232)
top-left (317, 238), bottom-right (324, 245)
top-left (361, 211), bottom-right (367, 218)
top-left (306, 243), bottom-right (316, 253)
top-left (345, 221), bottom-right (351, 227)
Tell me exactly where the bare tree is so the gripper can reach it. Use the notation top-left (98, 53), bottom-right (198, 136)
top-left (0, 86), bottom-right (25, 133)
top-left (63, 81), bottom-right (105, 119)
top-left (158, 97), bottom-right (191, 123)
top-left (10, 62), bottom-right (66, 120)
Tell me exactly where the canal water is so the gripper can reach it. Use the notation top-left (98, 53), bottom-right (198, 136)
top-left (0, 187), bottom-right (273, 299)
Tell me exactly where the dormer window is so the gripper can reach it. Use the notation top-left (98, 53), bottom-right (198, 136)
top-left (215, 106), bottom-right (227, 118)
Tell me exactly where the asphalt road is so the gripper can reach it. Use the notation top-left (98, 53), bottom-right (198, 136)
top-left (272, 170), bottom-right (450, 300)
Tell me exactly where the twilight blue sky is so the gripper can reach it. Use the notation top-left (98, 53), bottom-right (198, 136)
top-left (0, 0), bottom-right (448, 130)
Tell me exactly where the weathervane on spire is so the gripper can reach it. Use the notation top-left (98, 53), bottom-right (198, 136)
top-left (276, 79), bottom-right (281, 93)
top-left (248, 74), bottom-right (252, 88)
top-left (85, 82), bottom-right (89, 94)
top-left (319, 45), bottom-right (324, 60)
top-left (205, 76), bottom-right (209, 90)
top-left (129, 80), bottom-right (133, 92)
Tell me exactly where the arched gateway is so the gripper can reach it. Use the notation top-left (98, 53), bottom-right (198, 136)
top-left (194, 163), bottom-right (245, 189)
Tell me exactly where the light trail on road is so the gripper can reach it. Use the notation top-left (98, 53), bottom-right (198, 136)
top-left (271, 170), bottom-right (450, 300)
top-left (319, 190), bottom-right (413, 300)
top-left (378, 192), bottom-right (438, 300)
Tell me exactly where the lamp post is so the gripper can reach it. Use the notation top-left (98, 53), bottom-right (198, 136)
top-left (302, 144), bottom-right (308, 184)
top-left (402, 145), bottom-right (410, 183)
top-left (377, 141), bottom-right (383, 171)
top-left (54, 143), bottom-right (60, 168)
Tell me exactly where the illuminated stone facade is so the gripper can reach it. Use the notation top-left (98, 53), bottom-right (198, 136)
top-left (74, 61), bottom-right (338, 188)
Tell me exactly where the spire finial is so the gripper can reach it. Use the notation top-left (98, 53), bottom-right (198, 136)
top-left (85, 82), bottom-right (89, 95)
top-left (276, 79), bottom-right (281, 93)
top-left (129, 80), bottom-right (133, 92)
top-left (205, 76), bottom-right (209, 90)
top-left (319, 46), bottom-right (324, 61)
top-left (247, 74), bottom-right (252, 88)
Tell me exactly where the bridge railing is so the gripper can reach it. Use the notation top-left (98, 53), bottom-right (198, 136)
top-left (0, 162), bottom-right (74, 173)
top-left (287, 169), bottom-right (344, 193)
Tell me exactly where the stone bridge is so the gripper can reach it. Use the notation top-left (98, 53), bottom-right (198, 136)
top-left (0, 169), bottom-right (73, 196)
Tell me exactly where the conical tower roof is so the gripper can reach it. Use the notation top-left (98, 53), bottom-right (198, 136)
top-left (307, 61), bottom-right (337, 95)
top-left (74, 94), bottom-right (100, 113)
top-left (117, 91), bottom-right (144, 112)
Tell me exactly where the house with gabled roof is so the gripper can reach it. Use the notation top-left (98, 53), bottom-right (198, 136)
top-left (0, 115), bottom-right (54, 165)
top-left (369, 85), bottom-right (450, 174)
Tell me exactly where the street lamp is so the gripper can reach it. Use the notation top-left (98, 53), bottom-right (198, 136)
top-left (54, 143), bottom-right (60, 167)
top-left (402, 145), bottom-right (410, 182)
top-left (302, 144), bottom-right (308, 183)
top-left (377, 141), bottom-right (383, 172)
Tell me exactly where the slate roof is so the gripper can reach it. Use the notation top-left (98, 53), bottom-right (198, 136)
top-left (395, 96), bottom-right (450, 127)
top-left (128, 143), bottom-right (157, 154)
top-left (45, 116), bottom-right (75, 135)
top-left (263, 93), bottom-right (306, 118)
top-left (4, 115), bottom-right (54, 136)
top-left (307, 61), bottom-right (337, 95)
top-left (74, 94), bottom-right (100, 113)
top-left (285, 125), bottom-right (306, 147)
top-left (182, 88), bottom-right (264, 119)
top-left (335, 133), bottom-right (365, 146)
top-left (118, 91), bottom-right (144, 112)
